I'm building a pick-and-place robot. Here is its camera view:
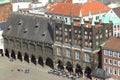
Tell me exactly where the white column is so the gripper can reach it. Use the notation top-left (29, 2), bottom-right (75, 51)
top-left (82, 69), bottom-right (85, 78)
top-left (29, 57), bottom-right (31, 64)
top-left (15, 54), bottom-right (17, 60)
top-left (36, 59), bottom-right (38, 65)
top-left (73, 67), bottom-right (76, 74)
top-left (22, 56), bottom-right (24, 62)
top-left (9, 53), bottom-right (11, 58)
top-left (43, 60), bottom-right (46, 67)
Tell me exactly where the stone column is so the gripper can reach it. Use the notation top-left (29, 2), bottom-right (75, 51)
top-left (36, 59), bottom-right (38, 65)
top-left (73, 67), bottom-right (76, 74)
top-left (82, 69), bottom-right (85, 78)
top-left (29, 57), bottom-right (31, 64)
top-left (54, 63), bottom-right (58, 70)
top-left (22, 56), bottom-right (24, 62)
top-left (43, 60), bottom-right (46, 67)
top-left (9, 53), bottom-right (11, 58)
top-left (15, 54), bottom-right (17, 60)
top-left (63, 66), bottom-right (66, 72)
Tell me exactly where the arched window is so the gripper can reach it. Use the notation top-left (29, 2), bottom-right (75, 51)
top-left (57, 47), bottom-right (62, 56)
top-left (85, 53), bottom-right (90, 62)
top-left (66, 48), bottom-right (71, 58)
top-left (75, 51), bottom-right (80, 60)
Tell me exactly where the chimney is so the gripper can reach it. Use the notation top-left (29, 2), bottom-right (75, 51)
top-left (87, 0), bottom-right (93, 3)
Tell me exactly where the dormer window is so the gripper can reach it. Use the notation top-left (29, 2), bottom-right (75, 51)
top-left (35, 23), bottom-right (39, 28)
top-left (18, 20), bottom-right (23, 25)
top-left (23, 28), bottom-right (28, 33)
top-left (42, 32), bottom-right (45, 36)
top-left (7, 25), bottom-right (12, 30)
top-left (35, 25), bottom-right (39, 28)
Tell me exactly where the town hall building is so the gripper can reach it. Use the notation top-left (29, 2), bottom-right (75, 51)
top-left (2, 12), bottom-right (113, 78)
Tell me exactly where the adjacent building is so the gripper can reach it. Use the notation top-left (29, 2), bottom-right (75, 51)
top-left (102, 37), bottom-right (120, 80)
top-left (46, 0), bottom-right (110, 25)
top-left (0, 22), bottom-right (6, 56)
top-left (0, 0), bottom-right (12, 22)
top-left (105, 7), bottom-right (120, 38)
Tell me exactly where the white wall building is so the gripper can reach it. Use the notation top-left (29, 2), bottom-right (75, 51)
top-left (12, 2), bottom-right (31, 12)
top-left (12, 0), bottom-right (49, 12)
top-left (0, 22), bottom-right (6, 56)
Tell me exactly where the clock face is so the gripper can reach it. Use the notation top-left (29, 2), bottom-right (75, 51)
top-left (0, 0), bottom-right (10, 5)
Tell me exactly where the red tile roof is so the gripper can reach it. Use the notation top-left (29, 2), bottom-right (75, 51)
top-left (103, 37), bottom-right (120, 51)
top-left (47, 2), bottom-right (110, 17)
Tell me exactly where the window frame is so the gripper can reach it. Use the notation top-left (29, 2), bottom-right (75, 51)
top-left (66, 48), bottom-right (71, 58)
top-left (85, 53), bottom-right (90, 62)
top-left (75, 51), bottom-right (80, 60)
top-left (57, 47), bottom-right (62, 56)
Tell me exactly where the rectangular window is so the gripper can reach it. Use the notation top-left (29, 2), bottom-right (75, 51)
top-left (65, 18), bottom-right (67, 23)
top-left (113, 60), bottom-right (117, 66)
top-left (109, 59), bottom-right (112, 65)
top-left (113, 68), bottom-right (117, 75)
top-left (104, 66), bottom-right (108, 73)
top-left (113, 51), bottom-right (117, 57)
top-left (85, 53), bottom-right (90, 62)
top-left (75, 51), bottom-right (80, 60)
top-left (118, 61), bottom-right (120, 67)
top-left (104, 58), bottom-right (108, 64)
top-left (118, 69), bottom-right (120, 76)
top-left (66, 49), bottom-right (71, 58)
top-left (104, 49), bottom-right (108, 55)
top-left (109, 51), bottom-right (112, 56)
top-left (109, 67), bottom-right (112, 74)
top-left (57, 47), bottom-right (62, 56)
top-left (118, 52), bottom-right (120, 58)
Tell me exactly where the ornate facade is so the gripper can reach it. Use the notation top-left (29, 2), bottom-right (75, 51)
top-left (2, 13), bottom-right (113, 78)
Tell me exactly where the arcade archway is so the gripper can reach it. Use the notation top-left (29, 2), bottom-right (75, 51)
top-left (38, 56), bottom-right (43, 66)
top-left (46, 57), bottom-right (54, 69)
top-left (5, 49), bottom-right (9, 58)
top-left (66, 61), bottom-right (73, 72)
top-left (24, 53), bottom-right (29, 63)
top-left (0, 49), bottom-right (3, 56)
top-left (85, 66), bottom-right (92, 78)
top-left (18, 52), bottom-right (22, 61)
top-left (11, 50), bottom-right (16, 59)
top-left (57, 60), bottom-right (64, 70)
top-left (31, 55), bottom-right (36, 65)
top-left (75, 64), bottom-right (83, 75)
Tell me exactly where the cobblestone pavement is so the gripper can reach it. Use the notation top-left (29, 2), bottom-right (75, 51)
top-left (0, 56), bottom-right (89, 80)
top-left (0, 56), bottom-right (69, 80)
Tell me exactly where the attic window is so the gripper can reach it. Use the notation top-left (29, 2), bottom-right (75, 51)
top-left (7, 25), bottom-right (12, 30)
top-left (35, 25), bottom-right (39, 28)
top-left (35, 23), bottom-right (39, 28)
top-left (23, 28), bottom-right (28, 33)
top-left (18, 20), bottom-right (23, 25)
top-left (42, 32), bottom-right (46, 36)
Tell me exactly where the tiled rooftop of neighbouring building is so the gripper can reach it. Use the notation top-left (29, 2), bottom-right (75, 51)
top-left (47, 1), bottom-right (110, 17)
top-left (103, 37), bottom-right (120, 51)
